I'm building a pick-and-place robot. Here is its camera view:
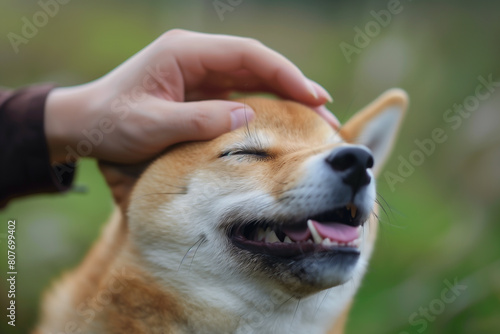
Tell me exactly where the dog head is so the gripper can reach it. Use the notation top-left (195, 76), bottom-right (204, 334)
top-left (102, 89), bottom-right (407, 321)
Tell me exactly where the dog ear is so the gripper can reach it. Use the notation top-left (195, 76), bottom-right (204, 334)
top-left (339, 89), bottom-right (408, 176)
top-left (98, 160), bottom-right (151, 213)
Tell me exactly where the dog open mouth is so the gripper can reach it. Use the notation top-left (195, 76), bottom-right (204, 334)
top-left (230, 204), bottom-right (366, 259)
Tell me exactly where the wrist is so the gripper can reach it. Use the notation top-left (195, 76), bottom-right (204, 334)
top-left (44, 82), bottom-right (101, 163)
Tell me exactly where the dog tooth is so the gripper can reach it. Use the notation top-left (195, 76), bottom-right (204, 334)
top-left (265, 230), bottom-right (280, 243)
top-left (257, 228), bottom-right (266, 241)
top-left (306, 239), bottom-right (313, 244)
top-left (331, 240), bottom-right (339, 246)
top-left (307, 219), bottom-right (323, 244)
top-left (284, 236), bottom-right (293, 243)
top-left (322, 238), bottom-right (332, 246)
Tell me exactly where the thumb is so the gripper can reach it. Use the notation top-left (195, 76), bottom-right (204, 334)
top-left (161, 100), bottom-right (255, 143)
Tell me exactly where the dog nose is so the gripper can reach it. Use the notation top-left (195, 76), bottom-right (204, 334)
top-left (326, 147), bottom-right (374, 192)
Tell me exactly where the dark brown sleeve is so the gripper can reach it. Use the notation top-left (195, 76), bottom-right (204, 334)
top-left (0, 84), bottom-right (76, 207)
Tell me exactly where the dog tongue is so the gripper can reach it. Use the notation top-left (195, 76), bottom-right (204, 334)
top-left (282, 220), bottom-right (359, 243)
top-left (282, 227), bottom-right (311, 242)
top-left (310, 220), bottom-right (359, 242)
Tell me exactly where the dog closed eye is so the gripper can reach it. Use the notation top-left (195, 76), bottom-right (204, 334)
top-left (219, 148), bottom-right (270, 159)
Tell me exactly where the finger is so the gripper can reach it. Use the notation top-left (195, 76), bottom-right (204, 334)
top-left (307, 80), bottom-right (333, 103)
top-left (185, 70), bottom-right (333, 108)
top-left (184, 89), bottom-right (232, 102)
top-left (154, 99), bottom-right (256, 145)
top-left (311, 105), bottom-right (340, 129)
top-left (190, 78), bottom-right (333, 106)
top-left (173, 32), bottom-right (331, 105)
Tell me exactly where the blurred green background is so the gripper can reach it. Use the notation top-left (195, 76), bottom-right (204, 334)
top-left (1, 0), bottom-right (499, 333)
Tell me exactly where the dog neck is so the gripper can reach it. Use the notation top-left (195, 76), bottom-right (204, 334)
top-left (111, 261), bottom-right (360, 334)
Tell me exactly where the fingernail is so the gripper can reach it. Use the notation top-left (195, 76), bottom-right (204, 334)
top-left (309, 80), bottom-right (334, 102)
top-left (230, 105), bottom-right (255, 130)
top-left (305, 80), bottom-right (319, 100)
top-left (323, 89), bottom-right (334, 103)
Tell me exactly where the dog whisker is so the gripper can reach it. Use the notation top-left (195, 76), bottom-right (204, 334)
top-left (371, 210), bottom-right (380, 220)
top-left (374, 194), bottom-right (408, 229)
top-left (134, 191), bottom-right (188, 202)
top-left (375, 193), bottom-right (393, 219)
top-left (377, 193), bottom-right (406, 220)
top-left (178, 237), bottom-right (205, 271)
top-left (313, 289), bottom-right (331, 318)
top-left (290, 297), bottom-right (301, 330)
top-left (275, 294), bottom-right (296, 311)
top-left (188, 236), bottom-right (206, 271)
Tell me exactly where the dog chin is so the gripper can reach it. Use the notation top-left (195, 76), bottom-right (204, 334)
top-left (230, 244), bottom-right (362, 295)
top-left (286, 250), bottom-right (360, 290)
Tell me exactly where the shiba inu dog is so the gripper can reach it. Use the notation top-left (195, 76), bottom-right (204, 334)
top-left (36, 89), bottom-right (407, 334)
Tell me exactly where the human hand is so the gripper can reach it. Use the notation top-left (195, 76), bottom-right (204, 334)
top-left (45, 29), bottom-right (337, 164)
